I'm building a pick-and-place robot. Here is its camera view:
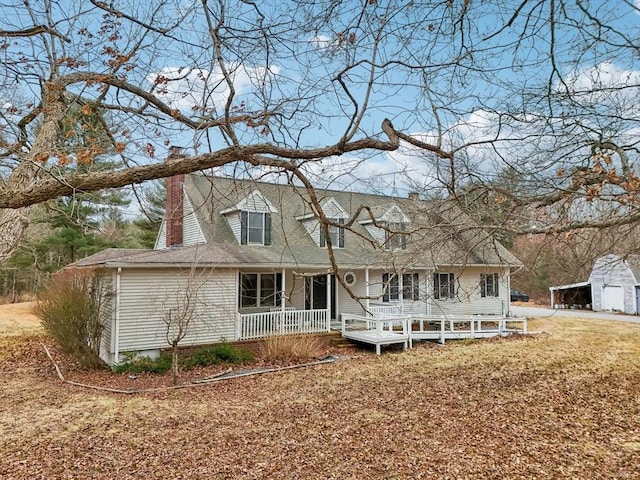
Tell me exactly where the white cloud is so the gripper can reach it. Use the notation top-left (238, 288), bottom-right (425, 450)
top-left (147, 63), bottom-right (279, 114)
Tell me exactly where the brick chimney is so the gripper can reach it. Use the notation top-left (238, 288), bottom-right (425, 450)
top-left (408, 192), bottom-right (419, 201)
top-left (165, 146), bottom-right (185, 248)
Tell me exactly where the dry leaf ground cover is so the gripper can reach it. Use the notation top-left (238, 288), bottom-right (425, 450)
top-left (1, 305), bottom-right (639, 479)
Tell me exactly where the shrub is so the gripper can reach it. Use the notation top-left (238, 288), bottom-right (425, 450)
top-left (34, 268), bottom-right (110, 369)
top-left (113, 353), bottom-right (173, 374)
top-left (182, 343), bottom-right (254, 369)
top-left (259, 334), bottom-right (324, 364)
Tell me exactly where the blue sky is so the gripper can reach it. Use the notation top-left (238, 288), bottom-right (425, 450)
top-left (1, 0), bottom-right (640, 200)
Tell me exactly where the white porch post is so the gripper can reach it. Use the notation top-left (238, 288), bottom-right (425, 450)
top-left (365, 267), bottom-right (370, 312)
top-left (326, 273), bottom-right (332, 331)
top-left (280, 267), bottom-right (286, 334)
top-left (281, 267), bottom-right (286, 310)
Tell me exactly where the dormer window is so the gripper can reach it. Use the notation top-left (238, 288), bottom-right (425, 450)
top-left (241, 211), bottom-right (271, 245)
top-left (384, 222), bottom-right (407, 250)
top-left (320, 218), bottom-right (345, 248)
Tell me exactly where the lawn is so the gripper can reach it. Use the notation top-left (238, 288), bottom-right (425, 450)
top-left (1, 307), bottom-right (639, 479)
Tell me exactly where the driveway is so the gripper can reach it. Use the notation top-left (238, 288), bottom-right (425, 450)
top-left (511, 305), bottom-right (640, 324)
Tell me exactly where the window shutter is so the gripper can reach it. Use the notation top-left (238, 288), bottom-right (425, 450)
top-left (480, 273), bottom-right (486, 298)
top-left (275, 272), bottom-right (282, 304)
top-left (319, 223), bottom-right (326, 247)
top-left (413, 273), bottom-right (419, 301)
top-left (382, 273), bottom-right (390, 302)
top-left (494, 273), bottom-right (499, 297)
top-left (400, 223), bottom-right (407, 249)
top-left (240, 211), bottom-right (248, 245)
top-left (264, 213), bottom-right (272, 245)
top-left (338, 218), bottom-right (345, 248)
top-left (433, 273), bottom-right (440, 300)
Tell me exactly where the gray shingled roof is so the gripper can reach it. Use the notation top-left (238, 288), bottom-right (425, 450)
top-left (75, 173), bottom-right (521, 269)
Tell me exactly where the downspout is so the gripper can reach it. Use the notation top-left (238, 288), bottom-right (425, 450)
top-left (365, 267), bottom-right (370, 313)
top-left (114, 267), bottom-right (121, 364)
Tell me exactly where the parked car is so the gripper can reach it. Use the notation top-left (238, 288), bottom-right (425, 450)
top-left (510, 290), bottom-right (530, 302)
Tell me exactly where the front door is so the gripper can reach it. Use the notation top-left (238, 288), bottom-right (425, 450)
top-left (305, 275), bottom-right (336, 319)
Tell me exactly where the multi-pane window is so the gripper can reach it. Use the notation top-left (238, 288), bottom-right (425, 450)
top-left (433, 273), bottom-right (456, 300)
top-left (320, 218), bottom-right (345, 248)
top-left (382, 273), bottom-right (420, 302)
top-left (480, 273), bottom-right (499, 297)
top-left (240, 211), bottom-right (271, 245)
top-left (384, 222), bottom-right (407, 250)
top-left (239, 273), bottom-right (282, 308)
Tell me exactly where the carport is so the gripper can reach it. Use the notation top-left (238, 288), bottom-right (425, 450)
top-left (549, 281), bottom-right (592, 309)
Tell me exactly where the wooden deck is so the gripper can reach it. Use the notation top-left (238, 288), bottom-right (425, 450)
top-left (341, 314), bottom-right (410, 355)
top-left (341, 313), bottom-right (527, 354)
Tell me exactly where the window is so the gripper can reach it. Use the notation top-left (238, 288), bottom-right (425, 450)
top-left (382, 273), bottom-right (399, 302)
top-left (480, 273), bottom-right (500, 297)
top-left (382, 273), bottom-right (420, 302)
top-left (384, 222), bottom-right (407, 250)
top-left (320, 218), bottom-right (345, 248)
top-left (402, 273), bottom-right (420, 301)
top-left (433, 273), bottom-right (456, 300)
top-left (239, 273), bottom-right (282, 308)
top-left (240, 211), bottom-right (271, 245)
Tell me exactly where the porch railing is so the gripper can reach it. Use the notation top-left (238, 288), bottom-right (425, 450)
top-left (367, 304), bottom-right (402, 317)
top-left (237, 309), bottom-right (329, 340)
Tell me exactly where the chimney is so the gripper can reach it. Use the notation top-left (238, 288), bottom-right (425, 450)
top-left (408, 192), bottom-right (419, 201)
top-left (166, 146), bottom-right (185, 248)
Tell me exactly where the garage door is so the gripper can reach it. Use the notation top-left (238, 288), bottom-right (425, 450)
top-left (603, 286), bottom-right (624, 311)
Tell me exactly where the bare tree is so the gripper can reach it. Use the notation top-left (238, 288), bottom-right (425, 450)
top-left (160, 263), bottom-right (209, 386)
top-left (2, 0), bottom-right (640, 265)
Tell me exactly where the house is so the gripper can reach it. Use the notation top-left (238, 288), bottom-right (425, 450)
top-left (75, 164), bottom-right (522, 364)
top-left (550, 254), bottom-right (640, 313)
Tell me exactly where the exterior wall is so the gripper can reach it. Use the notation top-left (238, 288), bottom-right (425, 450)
top-left (114, 268), bottom-right (237, 358)
top-left (155, 192), bottom-right (206, 250)
top-left (430, 266), bottom-right (509, 316)
top-left (589, 255), bottom-right (637, 313)
top-left (322, 198), bottom-right (347, 218)
top-left (301, 219), bottom-right (321, 246)
top-left (98, 270), bottom-right (116, 364)
top-left (363, 224), bottom-right (386, 246)
top-left (243, 191), bottom-right (273, 211)
top-left (183, 194), bottom-right (206, 247)
top-left (365, 268), bottom-right (429, 314)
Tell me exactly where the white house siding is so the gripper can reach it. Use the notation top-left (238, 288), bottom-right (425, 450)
top-left (589, 255), bottom-right (638, 313)
top-left (322, 198), bottom-right (348, 218)
top-left (363, 224), bottom-right (386, 246)
top-left (98, 270), bottom-right (116, 363)
top-left (242, 191), bottom-right (273, 212)
top-left (154, 194), bottom-right (205, 249)
top-left (336, 270), bottom-right (369, 316)
top-left (365, 269), bottom-right (429, 314)
top-left (183, 194), bottom-right (206, 246)
top-left (116, 268), bottom-right (237, 354)
top-left (430, 267), bottom-right (509, 316)
top-left (155, 219), bottom-right (167, 250)
top-left (226, 213), bottom-right (242, 243)
top-left (301, 219), bottom-right (321, 246)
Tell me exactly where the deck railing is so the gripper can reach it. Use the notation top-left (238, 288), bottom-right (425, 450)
top-left (367, 304), bottom-right (402, 317)
top-left (237, 309), bottom-right (329, 340)
top-left (410, 314), bottom-right (527, 344)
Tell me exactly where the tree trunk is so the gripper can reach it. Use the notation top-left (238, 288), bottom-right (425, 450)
top-left (0, 82), bottom-right (66, 265)
top-left (171, 339), bottom-right (179, 386)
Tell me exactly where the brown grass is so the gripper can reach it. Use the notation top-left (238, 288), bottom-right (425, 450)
top-left (1, 315), bottom-right (639, 479)
top-left (0, 301), bottom-right (41, 337)
top-left (258, 333), bottom-right (326, 363)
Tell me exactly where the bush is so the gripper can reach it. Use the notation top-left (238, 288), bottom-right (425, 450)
top-left (34, 268), bottom-right (110, 369)
top-left (113, 353), bottom-right (173, 374)
top-left (182, 343), bottom-right (254, 369)
top-left (259, 334), bottom-right (324, 364)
